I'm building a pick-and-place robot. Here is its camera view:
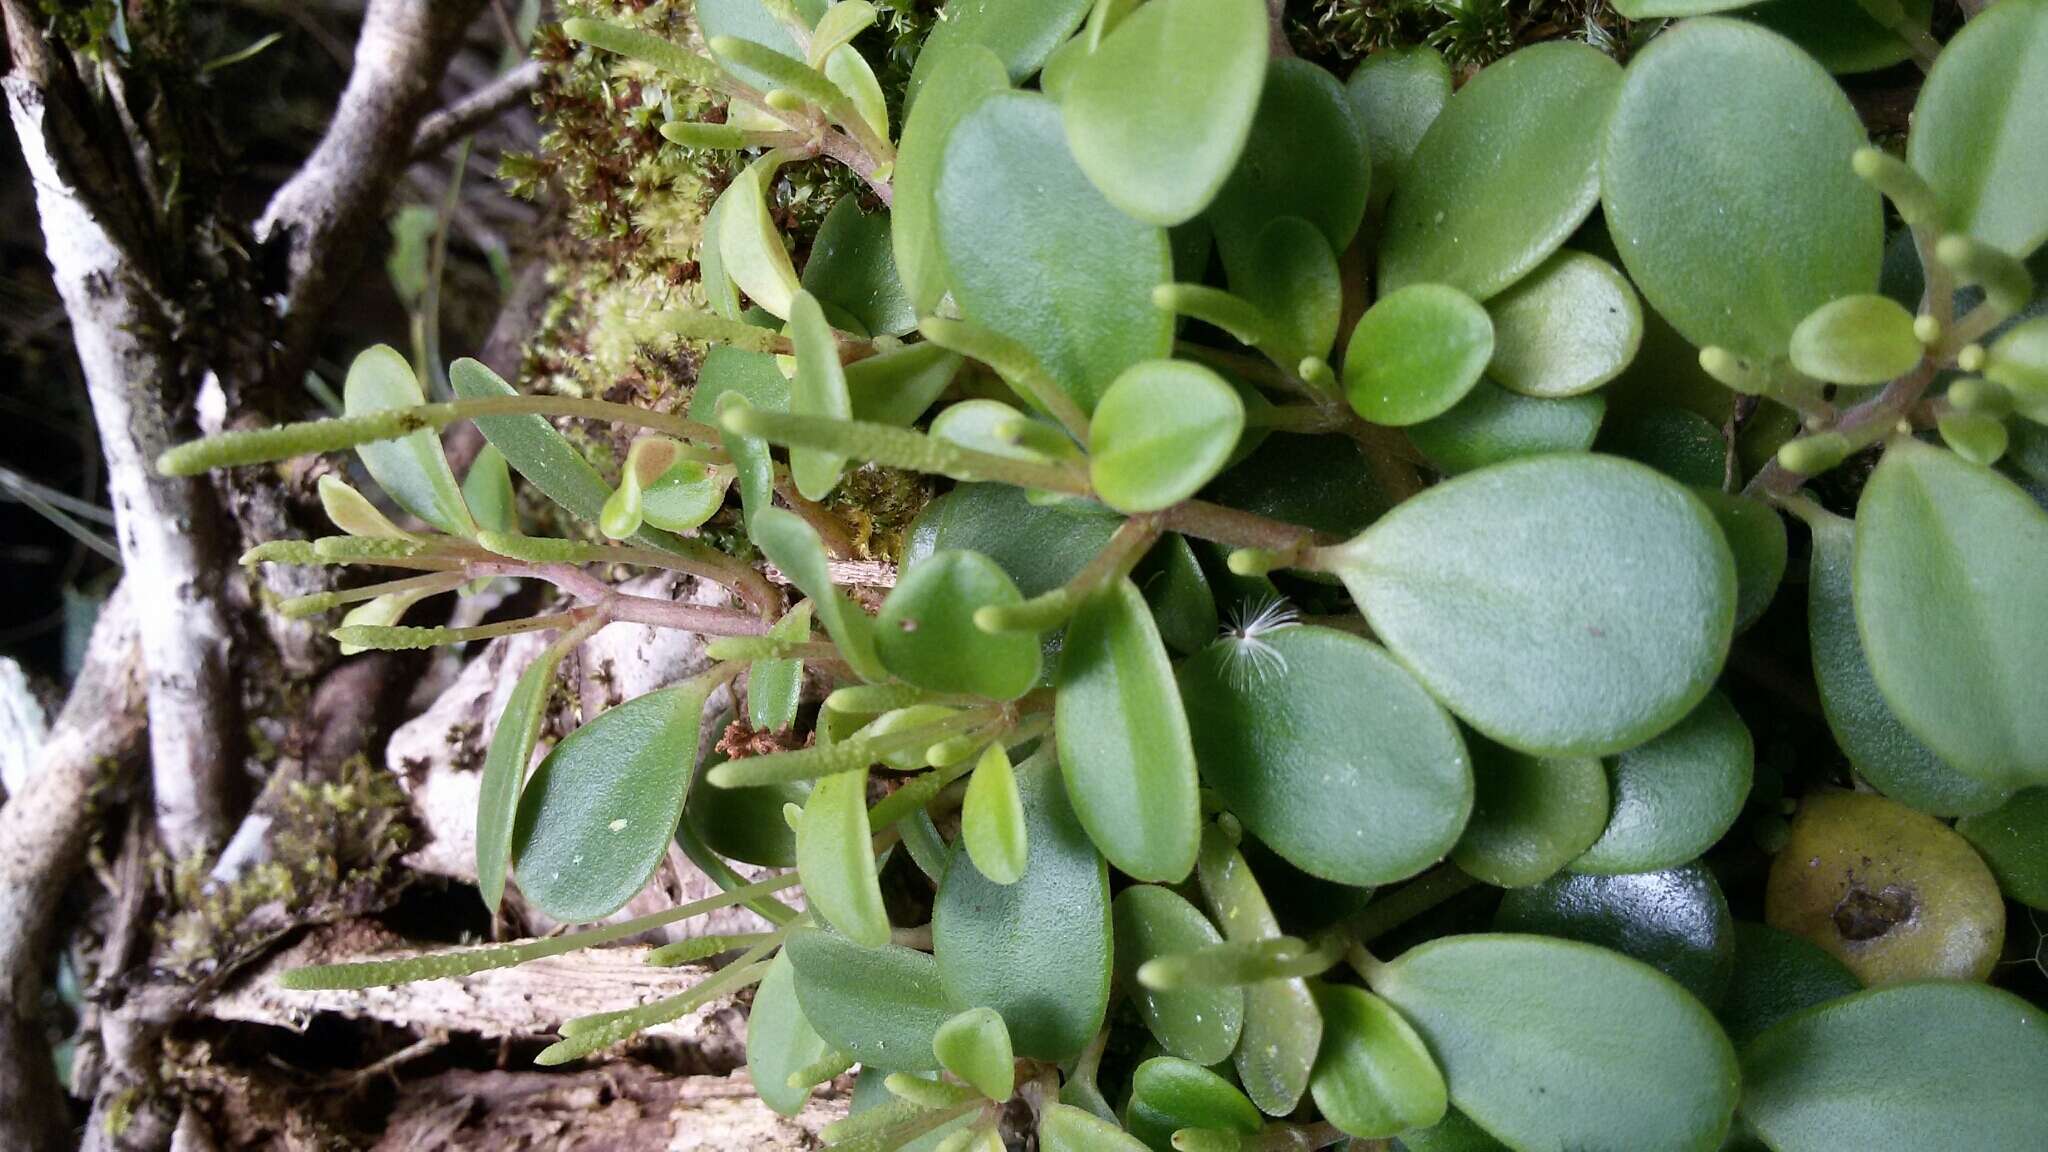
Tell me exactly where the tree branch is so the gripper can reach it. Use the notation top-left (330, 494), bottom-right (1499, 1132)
top-left (0, 585), bottom-right (145, 1152)
top-left (6, 72), bottom-right (241, 858)
top-left (410, 58), bottom-right (541, 160)
top-left (255, 0), bottom-right (488, 389)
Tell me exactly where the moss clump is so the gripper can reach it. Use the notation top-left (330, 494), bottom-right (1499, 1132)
top-left (1296, 0), bottom-right (1631, 72)
top-left (161, 755), bottom-right (413, 977)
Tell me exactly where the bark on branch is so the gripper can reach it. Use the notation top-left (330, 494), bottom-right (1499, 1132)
top-left (256, 0), bottom-right (488, 389)
top-left (5, 66), bottom-right (241, 859)
top-left (0, 585), bottom-right (146, 1152)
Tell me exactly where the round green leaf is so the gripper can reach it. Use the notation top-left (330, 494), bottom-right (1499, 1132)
top-left (1196, 826), bottom-right (1321, 1116)
top-left (1227, 216), bottom-right (1343, 369)
top-left (638, 459), bottom-right (729, 535)
top-left (512, 679), bottom-right (712, 922)
top-left (1346, 45), bottom-right (1452, 211)
top-left (1409, 381), bottom-right (1605, 476)
top-left (1602, 18), bottom-right (1881, 361)
top-left (1854, 439), bottom-right (2048, 788)
top-left (1485, 250), bottom-right (1643, 399)
top-left (1089, 360), bottom-right (1246, 512)
top-left (1379, 42), bottom-right (1620, 301)
top-left (786, 926), bottom-right (955, 1071)
top-left (1955, 788), bottom-right (2048, 910)
top-left (1450, 737), bottom-right (1608, 889)
top-left (936, 90), bottom-right (1172, 412)
top-left (802, 198), bottom-right (916, 339)
top-left (1310, 984), bottom-right (1448, 1140)
top-left (1055, 579), bottom-right (1201, 882)
top-left (1740, 0), bottom-right (1934, 75)
top-left (1059, 0), bottom-right (1266, 226)
top-left (1908, 0), bottom-right (2048, 258)
top-left (462, 444), bottom-right (516, 536)
top-left (748, 951), bottom-right (832, 1116)
top-left (1112, 885), bottom-right (1245, 1065)
top-left (1344, 284), bottom-right (1494, 427)
top-left (1207, 58), bottom-right (1370, 264)
top-left (1572, 690), bottom-right (1753, 874)
top-left (344, 345), bottom-right (475, 538)
top-left (796, 764), bottom-right (890, 947)
top-left (934, 749), bottom-right (1111, 1060)
top-left (1716, 921), bottom-right (1861, 1047)
top-left (1692, 488), bottom-right (1787, 635)
top-left (1178, 626), bottom-right (1473, 887)
top-left (1789, 294), bottom-right (1923, 385)
top-left (961, 743), bottom-right (1028, 885)
top-left (1805, 509), bottom-right (2007, 816)
top-left (1331, 455), bottom-right (1736, 757)
top-left (1741, 982), bottom-right (2048, 1152)
top-left (933, 1006), bottom-right (1016, 1101)
top-left (894, 45), bottom-right (1011, 316)
top-left (908, 0), bottom-right (1093, 107)
top-left (1494, 864), bottom-right (1736, 1007)
top-left (1127, 1056), bottom-right (1264, 1149)
top-left (1368, 934), bottom-right (1740, 1152)
top-left (878, 550), bottom-right (1040, 699)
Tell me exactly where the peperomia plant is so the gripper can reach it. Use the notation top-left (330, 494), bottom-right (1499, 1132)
top-left (159, 0), bottom-right (2048, 1149)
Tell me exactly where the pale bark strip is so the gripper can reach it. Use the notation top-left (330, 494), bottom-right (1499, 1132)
top-left (0, 586), bottom-right (145, 1152)
top-left (210, 922), bottom-right (748, 1061)
top-left (6, 77), bottom-right (240, 859)
top-left (256, 0), bottom-right (488, 388)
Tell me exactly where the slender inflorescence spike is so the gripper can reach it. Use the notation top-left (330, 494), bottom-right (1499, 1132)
top-left (157, 406), bottom-right (454, 475)
top-left (721, 407), bottom-right (1090, 496)
top-left (561, 17), bottom-right (734, 92)
top-left (279, 873), bottom-right (800, 989)
top-left (787, 1048), bottom-right (857, 1090)
top-left (331, 612), bottom-right (584, 651)
top-left (644, 932), bottom-right (779, 967)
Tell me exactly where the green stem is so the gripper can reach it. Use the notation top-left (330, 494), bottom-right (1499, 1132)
top-left (1351, 861), bottom-right (1481, 944)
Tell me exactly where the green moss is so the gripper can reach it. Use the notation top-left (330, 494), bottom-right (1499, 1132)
top-left (1297, 0), bottom-right (1631, 72)
top-left (161, 755), bottom-right (413, 976)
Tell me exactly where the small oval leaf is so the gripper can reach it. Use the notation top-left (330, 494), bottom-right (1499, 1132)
top-left (1309, 983), bottom-right (1448, 1140)
top-left (1330, 454), bottom-right (1736, 757)
top-left (513, 677), bottom-right (714, 922)
top-left (934, 749), bottom-right (1112, 1060)
top-left (1853, 439), bottom-right (2048, 788)
top-left (1059, 0), bottom-right (1266, 226)
top-left (878, 549), bottom-right (1040, 699)
top-left (1572, 690), bottom-right (1753, 875)
top-left (1368, 934), bottom-right (1739, 1152)
top-left (1450, 737), bottom-right (1608, 889)
top-left (1380, 42), bottom-right (1620, 301)
top-left (1179, 626), bottom-right (1472, 887)
top-left (1112, 885), bottom-right (1245, 1065)
top-left (1089, 360), bottom-right (1246, 513)
top-left (961, 743), bottom-right (1028, 885)
top-left (1055, 579), bottom-right (1201, 882)
top-left (1741, 982), bottom-right (2048, 1152)
top-left (786, 926), bottom-right (955, 1071)
top-left (344, 345), bottom-right (475, 537)
top-left (1344, 284), bottom-right (1494, 427)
